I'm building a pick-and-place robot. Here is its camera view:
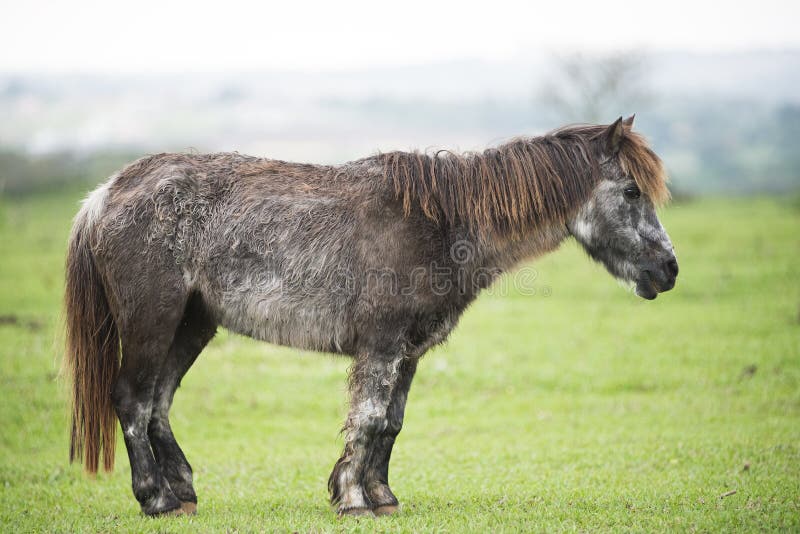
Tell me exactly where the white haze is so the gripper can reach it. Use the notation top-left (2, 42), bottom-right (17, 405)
top-left (0, 0), bottom-right (797, 73)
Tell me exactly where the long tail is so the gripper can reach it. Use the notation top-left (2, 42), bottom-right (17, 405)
top-left (64, 192), bottom-right (120, 473)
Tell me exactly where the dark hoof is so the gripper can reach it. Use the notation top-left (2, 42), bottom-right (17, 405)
top-left (142, 490), bottom-right (182, 517)
top-left (373, 504), bottom-right (399, 516)
top-left (337, 507), bottom-right (375, 518)
top-left (148, 505), bottom-right (184, 517)
top-left (180, 501), bottom-right (197, 515)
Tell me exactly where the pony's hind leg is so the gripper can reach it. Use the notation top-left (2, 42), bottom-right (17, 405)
top-left (110, 276), bottom-right (189, 516)
top-left (148, 293), bottom-right (217, 515)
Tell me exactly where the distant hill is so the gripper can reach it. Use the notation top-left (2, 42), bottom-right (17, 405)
top-left (0, 50), bottom-right (798, 194)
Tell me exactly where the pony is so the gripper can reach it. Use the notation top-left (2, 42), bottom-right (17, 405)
top-left (64, 116), bottom-right (677, 517)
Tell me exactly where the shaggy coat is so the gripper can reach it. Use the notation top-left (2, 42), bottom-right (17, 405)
top-left (64, 118), bottom-right (674, 516)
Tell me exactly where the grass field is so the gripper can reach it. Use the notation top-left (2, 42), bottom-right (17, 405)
top-left (0, 190), bottom-right (798, 532)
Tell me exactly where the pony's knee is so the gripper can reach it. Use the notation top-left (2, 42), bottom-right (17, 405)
top-left (350, 400), bottom-right (389, 439)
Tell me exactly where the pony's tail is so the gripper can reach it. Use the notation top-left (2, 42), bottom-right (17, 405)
top-left (64, 206), bottom-right (119, 474)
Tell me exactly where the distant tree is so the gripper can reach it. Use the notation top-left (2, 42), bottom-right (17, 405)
top-left (538, 52), bottom-right (651, 123)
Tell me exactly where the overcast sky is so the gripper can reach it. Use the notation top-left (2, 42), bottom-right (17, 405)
top-left (1, 0), bottom-right (797, 73)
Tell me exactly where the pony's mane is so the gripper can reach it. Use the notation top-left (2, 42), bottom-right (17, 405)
top-left (379, 123), bottom-right (669, 234)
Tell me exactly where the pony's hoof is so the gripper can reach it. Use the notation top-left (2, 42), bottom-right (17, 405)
top-left (149, 505), bottom-right (185, 517)
top-left (180, 501), bottom-right (197, 515)
top-left (338, 506), bottom-right (374, 518)
top-left (373, 504), bottom-right (399, 516)
top-left (142, 493), bottom-right (183, 517)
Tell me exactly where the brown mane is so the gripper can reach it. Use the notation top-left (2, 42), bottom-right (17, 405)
top-left (380, 123), bottom-right (669, 234)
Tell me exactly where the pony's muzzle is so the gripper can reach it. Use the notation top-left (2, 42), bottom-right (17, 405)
top-left (636, 255), bottom-right (678, 299)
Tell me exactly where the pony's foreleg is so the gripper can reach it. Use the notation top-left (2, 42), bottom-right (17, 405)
top-left (363, 357), bottom-right (418, 515)
top-left (328, 352), bottom-right (407, 516)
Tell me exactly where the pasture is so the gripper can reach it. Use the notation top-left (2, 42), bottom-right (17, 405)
top-left (0, 190), bottom-right (798, 532)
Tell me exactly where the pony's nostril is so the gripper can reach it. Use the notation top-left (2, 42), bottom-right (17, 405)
top-left (666, 258), bottom-right (679, 277)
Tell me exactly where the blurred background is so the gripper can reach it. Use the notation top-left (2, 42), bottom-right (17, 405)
top-left (1, 2), bottom-right (799, 531)
top-left (1, 0), bottom-right (798, 196)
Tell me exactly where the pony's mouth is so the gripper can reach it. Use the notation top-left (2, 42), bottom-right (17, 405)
top-left (634, 270), bottom-right (659, 300)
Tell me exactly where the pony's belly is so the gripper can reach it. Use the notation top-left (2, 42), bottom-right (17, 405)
top-left (215, 291), bottom-right (353, 354)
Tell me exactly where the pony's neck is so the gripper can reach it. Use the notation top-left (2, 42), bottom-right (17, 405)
top-left (470, 216), bottom-right (572, 274)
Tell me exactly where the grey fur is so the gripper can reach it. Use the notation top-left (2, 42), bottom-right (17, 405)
top-left (68, 119), bottom-right (677, 516)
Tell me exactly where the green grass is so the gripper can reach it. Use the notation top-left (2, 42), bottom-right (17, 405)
top-left (1, 191), bottom-right (798, 532)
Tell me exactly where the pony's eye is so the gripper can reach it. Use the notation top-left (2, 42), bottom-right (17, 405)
top-left (623, 186), bottom-right (641, 200)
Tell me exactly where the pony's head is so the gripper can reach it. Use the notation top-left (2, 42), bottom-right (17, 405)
top-left (567, 116), bottom-right (678, 299)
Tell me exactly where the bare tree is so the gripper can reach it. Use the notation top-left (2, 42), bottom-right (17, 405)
top-left (538, 52), bottom-right (651, 123)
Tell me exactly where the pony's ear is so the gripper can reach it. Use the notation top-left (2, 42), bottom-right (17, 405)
top-left (603, 117), bottom-right (625, 154)
top-left (622, 114), bottom-right (635, 128)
